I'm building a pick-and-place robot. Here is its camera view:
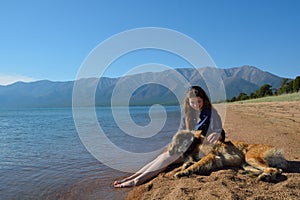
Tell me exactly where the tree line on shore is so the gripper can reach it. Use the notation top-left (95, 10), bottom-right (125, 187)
top-left (228, 76), bottom-right (300, 102)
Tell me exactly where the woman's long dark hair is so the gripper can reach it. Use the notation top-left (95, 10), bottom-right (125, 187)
top-left (183, 86), bottom-right (212, 130)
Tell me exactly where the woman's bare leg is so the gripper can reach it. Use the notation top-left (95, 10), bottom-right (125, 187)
top-left (114, 151), bottom-right (181, 188)
top-left (113, 157), bottom-right (161, 185)
top-left (114, 156), bottom-right (162, 185)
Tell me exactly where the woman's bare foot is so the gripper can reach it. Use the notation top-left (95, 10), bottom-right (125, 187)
top-left (114, 180), bottom-right (136, 188)
top-left (113, 177), bottom-right (131, 186)
top-left (113, 173), bottom-right (141, 186)
top-left (113, 178), bottom-right (131, 186)
top-left (113, 180), bottom-right (120, 186)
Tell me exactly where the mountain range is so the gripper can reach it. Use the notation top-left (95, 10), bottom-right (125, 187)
top-left (0, 66), bottom-right (284, 108)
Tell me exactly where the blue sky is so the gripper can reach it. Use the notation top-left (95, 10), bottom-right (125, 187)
top-left (0, 0), bottom-right (299, 85)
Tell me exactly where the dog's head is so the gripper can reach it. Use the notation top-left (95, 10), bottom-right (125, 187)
top-left (168, 130), bottom-right (195, 155)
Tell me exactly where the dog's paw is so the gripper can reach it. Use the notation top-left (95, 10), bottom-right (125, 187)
top-left (174, 171), bottom-right (190, 178)
top-left (257, 168), bottom-right (282, 182)
top-left (182, 161), bottom-right (195, 170)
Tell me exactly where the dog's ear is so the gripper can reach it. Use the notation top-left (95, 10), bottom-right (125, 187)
top-left (192, 130), bottom-right (205, 143)
top-left (193, 130), bottom-right (202, 139)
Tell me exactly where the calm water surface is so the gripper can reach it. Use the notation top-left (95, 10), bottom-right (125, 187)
top-left (0, 106), bottom-right (181, 199)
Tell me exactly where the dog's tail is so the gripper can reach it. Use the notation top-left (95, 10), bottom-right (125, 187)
top-left (263, 148), bottom-right (287, 170)
top-left (242, 147), bottom-right (287, 178)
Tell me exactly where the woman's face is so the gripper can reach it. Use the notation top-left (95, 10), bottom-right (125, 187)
top-left (189, 97), bottom-right (203, 111)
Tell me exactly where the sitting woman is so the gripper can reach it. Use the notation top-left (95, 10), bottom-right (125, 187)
top-left (113, 86), bottom-right (225, 188)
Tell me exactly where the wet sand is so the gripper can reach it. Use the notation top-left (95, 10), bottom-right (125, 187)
top-left (127, 101), bottom-right (300, 200)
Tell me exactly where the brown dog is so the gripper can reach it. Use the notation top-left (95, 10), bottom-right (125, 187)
top-left (168, 130), bottom-right (287, 182)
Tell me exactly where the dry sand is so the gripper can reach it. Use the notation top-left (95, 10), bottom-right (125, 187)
top-left (126, 101), bottom-right (300, 200)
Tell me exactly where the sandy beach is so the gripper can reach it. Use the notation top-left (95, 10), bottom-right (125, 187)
top-left (126, 101), bottom-right (300, 199)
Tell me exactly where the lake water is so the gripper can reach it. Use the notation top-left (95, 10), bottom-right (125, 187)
top-left (0, 106), bottom-right (181, 199)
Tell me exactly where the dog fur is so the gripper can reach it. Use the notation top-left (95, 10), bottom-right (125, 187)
top-left (168, 130), bottom-right (287, 182)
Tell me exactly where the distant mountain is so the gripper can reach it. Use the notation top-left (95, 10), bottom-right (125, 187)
top-left (0, 66), bottom-right (284, 108)
top-left (218, 66), bottom-right (283, 89)
top-left (218, 65), bottom-right (283, 99)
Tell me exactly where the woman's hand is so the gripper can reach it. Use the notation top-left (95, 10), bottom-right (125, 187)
top-left (206, 132), bottom-right (221, 144)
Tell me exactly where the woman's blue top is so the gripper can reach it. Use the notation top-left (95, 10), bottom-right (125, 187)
top-left (179, 108), bottom-right (225, 141)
